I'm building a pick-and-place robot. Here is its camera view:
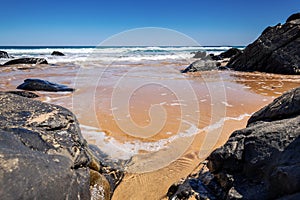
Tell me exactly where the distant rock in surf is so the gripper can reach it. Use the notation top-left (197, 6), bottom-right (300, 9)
top-left (0, 51), bottom-right (10, 59)
top-left (17, 78), bottom-right (75, 92)
top-left (167, 87), bottom-right (300, 200)
top-left (183, 48), bottom-right (241, 73)
top-left (192, 51), bottom-right (210, 59)
top-left (3, 58), bottom-right (48, 65)
top-left (227, 13), bottom-right (300, 75)
top-left (51, 51), bottom-right (65, 56)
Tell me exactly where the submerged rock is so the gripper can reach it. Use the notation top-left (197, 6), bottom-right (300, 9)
top-left (227, 13), bottom-right (300, 74)
top-left (181, 60), bottom-right (217, 73)
top-left (3, 58), bottom-right (48, 65)
top-left (0, 51), bottom-right (10, 59)
top-left (51, 51), bottom-right (65, 56)
top-left (168, 87), bottom-right (300, 200)
top-left (17, 78), bottom-right (75, 92)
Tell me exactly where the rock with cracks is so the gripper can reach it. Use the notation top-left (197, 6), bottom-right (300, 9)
top-left (0, 92), bottom-right (123, 200)
top-left (227, 13), bottom-right (300, 75)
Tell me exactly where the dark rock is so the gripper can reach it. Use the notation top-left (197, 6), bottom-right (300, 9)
top-left (4, 58), bottom-right (48, 65)
top-left (5, 91), bottom-right (39, 98)
top-left (286, 13), bottom-right (300, 23)
top-left (248, 87), bottom-right (300, 124)
top-left (0, 92), bottom-right (91, 199)
top-left (227, 13), bottom-right (300, 75)
top-left (209, 48), bottom-right (242, 61)
top-left (210, 54), bottom-right (222, 61)
top-left (218, 48), bottom-right (242, 59)
top-left (218, 66), bottom-right (230, 71)
top-left (181, 60), bottom-right (217, 73)
top-left (192, 51), bottom-right (210, 59)
top-left (0, 51), bottom-right (9, 59)
top-left (51, 51), bottom-right (65, 56)
top-left (88, 144), bottom-right (125, 193)
top-left (17, 78), bottom-right (75, 92)
top-left (0, 92), bottom-right (123, 199)
top-left (167, 87), bottom-right (300, 200)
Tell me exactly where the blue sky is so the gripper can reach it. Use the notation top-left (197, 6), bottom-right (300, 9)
top-left (0, 0), bottom-right (299, 46)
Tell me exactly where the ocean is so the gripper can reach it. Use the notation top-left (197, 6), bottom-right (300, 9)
top-left (0, 46), bottom-right (244, 65)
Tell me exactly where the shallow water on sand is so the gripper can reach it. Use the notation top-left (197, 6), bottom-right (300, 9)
top-left (1, 61), bottom-right (299, 199)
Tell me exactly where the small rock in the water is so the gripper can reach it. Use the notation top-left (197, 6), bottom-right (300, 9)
top-left (0, 51), bottom-right (10, 59)
top-left (4, 58), bottom-right (48, 65)
top-left (51, 51), bottom-right (65, 56)
top-left (17, 78), bottom-right (75, 92)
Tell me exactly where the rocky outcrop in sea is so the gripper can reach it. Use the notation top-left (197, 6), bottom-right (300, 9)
top-left (0, 51), bottom-right (10, 59)
top-left (51, 51), bottom-right (65, 56)
top-left (167, 87), bottom-right (300, 200)
top-left (182, 48), bottom-right (240, 73)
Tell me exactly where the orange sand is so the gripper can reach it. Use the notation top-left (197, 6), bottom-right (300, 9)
top-left (0, 63), bottom-right (299, 200)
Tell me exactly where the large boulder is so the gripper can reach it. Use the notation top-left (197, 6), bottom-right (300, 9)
top-left (51, 51), bottom-right (65, 56)
top-left (168, 87), bottom-right (300, 200)
top-left (17, 79), bottom-right (75, 92)
top-left (181, 60), bottom-right (217, 73)
top-left (3, 58), bottom-right (48, 65)
top-left (0, 51), bottom-right (10, 59)
top-left (0, 92), bottom-right (121, 199)
top-left (227, 13), bottom-right (300, 75)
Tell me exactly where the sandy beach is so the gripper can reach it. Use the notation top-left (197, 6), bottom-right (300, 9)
top-left (0, 53), bottom-right (299, 199)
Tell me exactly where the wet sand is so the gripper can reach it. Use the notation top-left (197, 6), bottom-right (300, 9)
top-left (0, 63), bottom-right (299, 199)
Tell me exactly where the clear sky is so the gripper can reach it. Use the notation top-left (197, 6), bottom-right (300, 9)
top-left (0, 0), bottom-right (299, 46)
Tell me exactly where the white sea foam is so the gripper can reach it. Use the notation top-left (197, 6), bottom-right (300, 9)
top-left (80, 112), bottom-right (251, 160)
top-left (221, 101), bottom-right (233, 107)
top-left (1, 46), bottom-right (243, 65)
